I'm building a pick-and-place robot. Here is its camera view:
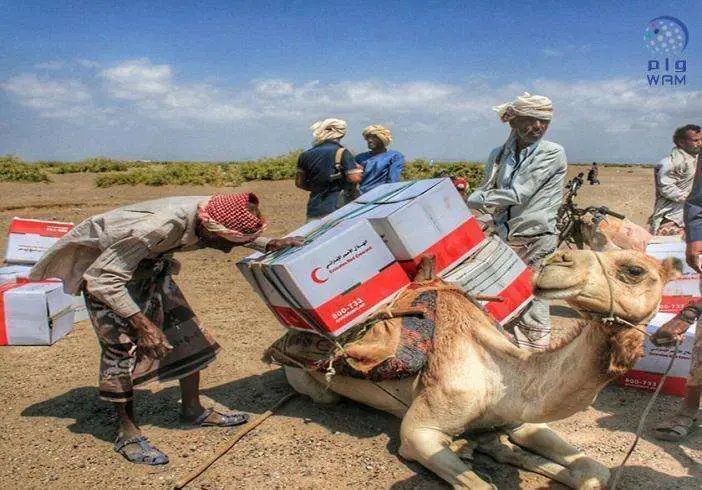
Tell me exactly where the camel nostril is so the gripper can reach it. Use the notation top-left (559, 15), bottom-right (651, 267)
top-left (546, 251), bottom-right (574, 266)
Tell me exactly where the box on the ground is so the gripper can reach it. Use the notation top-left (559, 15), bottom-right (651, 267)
top-left (238, 219), bottom-right (410, 337)
top-left (321, 179), bottom-right (485, 277)
top-left (0, 265), bottom-right (88, 324)
top-left (0, 264), bottom-right (32, 285)
top-left (646, 238), bottom-right (700, 296)
top-left (72, 293), bottom-right (89, 322)
top-left (5, 218), bottom-right (74, 264)
top-left (442, 236), bottom-right (533, 324)
top-left (618, 296), bottom-right (697, 397)
top-left (0, 281), bottom-right (75, 345)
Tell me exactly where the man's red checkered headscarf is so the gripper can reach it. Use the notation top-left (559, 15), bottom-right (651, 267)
top-left (198, 193), bottom-right (267, 243)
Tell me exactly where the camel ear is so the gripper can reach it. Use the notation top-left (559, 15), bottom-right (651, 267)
top-left (661, 257), bottom-right (683, 282)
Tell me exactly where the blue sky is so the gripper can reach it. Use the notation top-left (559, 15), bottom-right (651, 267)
top-left (0, 0), bottom-right (700, 162)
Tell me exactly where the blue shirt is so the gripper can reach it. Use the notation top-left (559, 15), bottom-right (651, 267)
top-left (355, 150), bottom-right (405, 194)
top-left (297, 140), bottom-right (357, 218)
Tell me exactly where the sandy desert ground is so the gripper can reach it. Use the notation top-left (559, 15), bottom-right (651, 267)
top-left (0, 165), bottom-right (700, 489)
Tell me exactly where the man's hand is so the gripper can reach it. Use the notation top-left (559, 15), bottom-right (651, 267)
top-left (266, 236), bottom-right (304, 252)
top-left (650, 316), bottom-right (692, 347)
top-left (128, 312), bottom-right (173, 359)
top-left (685, 240), bottom-right (702, 273)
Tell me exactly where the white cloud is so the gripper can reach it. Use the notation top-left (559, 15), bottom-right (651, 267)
top-left (3, 58), bottom-right (701, 161)
top-left (101, 58), bottom-right (173, 100)
top-left (34, 61), bottom-right (66, 70)
top-left (1, 73), bottom-right (91, 118)
top-left (76, 59), bottom-right (101, 69)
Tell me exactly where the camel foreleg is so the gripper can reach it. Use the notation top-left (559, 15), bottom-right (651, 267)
top-left (399, 403), bottom-right (496, 489)
top-left (506, 423), bottom-right (610, 490)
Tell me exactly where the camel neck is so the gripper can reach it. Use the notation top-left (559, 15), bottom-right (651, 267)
top-left (514, 318), bottom-right (645, 422)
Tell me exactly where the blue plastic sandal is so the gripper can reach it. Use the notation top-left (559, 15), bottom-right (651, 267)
top-left (113, 435), bottom-right (169, 465)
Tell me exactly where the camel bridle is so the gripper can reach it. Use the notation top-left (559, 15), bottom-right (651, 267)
top-left (591, 250), bottom-right (652, 337)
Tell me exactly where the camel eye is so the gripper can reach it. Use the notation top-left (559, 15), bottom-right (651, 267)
top-left (624, 265), bottom-right (645, 277)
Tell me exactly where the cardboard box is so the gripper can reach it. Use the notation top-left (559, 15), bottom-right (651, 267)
top-left (0, 265), bottom-right (32, 285)
top-left (646, 239), bottom-right (700, 296)
top-left (442, 236), bottom-right (533, 324)
top-left (618, 296), bottom-right (696, 397)
top-left (0, 281), bottom-right (75, 345)
top-left (72, 293), bottom-right (89, 322)
top-left (5, 218), bottom-right (74, 264)
top-left (321, 179), bottom-right (485, 277)
top-left (238, 219), bottom-right (410, 337)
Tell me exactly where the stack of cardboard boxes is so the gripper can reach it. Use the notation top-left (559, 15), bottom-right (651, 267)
top-left (238, 178), bottom-right (534, 337)
top-left (618, 236), bottom-right (699, 397)
top-left (0, 218), bottom-right (85, 345)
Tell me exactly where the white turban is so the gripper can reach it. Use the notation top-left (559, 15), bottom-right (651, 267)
top-left (310, 118), bottom-right (347, 144)
top-left (362, 124), bottom-right (392, 146)
top-left (492, 92), bottom-right (553, 123)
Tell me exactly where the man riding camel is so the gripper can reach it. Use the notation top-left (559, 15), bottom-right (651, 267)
top-left (29, 193), bottom-right (301, 465)
top-left (467, 92), bottom-right (567, 351)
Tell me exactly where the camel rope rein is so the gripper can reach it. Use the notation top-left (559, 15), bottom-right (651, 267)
top-left (592, 251), bottom-right (680, 490)
top-left (173, 392), bottom-right (298, 489)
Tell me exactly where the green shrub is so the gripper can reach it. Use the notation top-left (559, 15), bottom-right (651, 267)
top-left (402, 160), bottom-right (484, 186)
top-left (46, 157), bottom-right (133, 174)
top-left (0, 155), bottom-right (51, 183)
top-left (95, 163), bottom-right (240, 187)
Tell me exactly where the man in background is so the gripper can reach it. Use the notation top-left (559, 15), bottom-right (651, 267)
top-left (647, 124), bottom-right (701, 237)
top-left (467, 92), bottom-right (567, 351)
top-left (587, 162), bottom-right (600, 185)
top-left (355, 124), bottom-right (405, 194)
top-left (296, 118), bottom-right (363, 221)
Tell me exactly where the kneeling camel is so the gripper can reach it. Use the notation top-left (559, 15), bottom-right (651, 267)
top-left (285, 250), bottom-right (679, 489)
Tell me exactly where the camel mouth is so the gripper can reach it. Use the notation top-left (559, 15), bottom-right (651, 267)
top-left (532, 283), bottom-right (585, 300)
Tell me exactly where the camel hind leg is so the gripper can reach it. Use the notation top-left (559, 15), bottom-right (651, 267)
top-left (474, 432), bottom-right (582, 489)
top-left (505, 423), bottom-right (610, 489)
top-left (284, 366), bottom-right (341, 404)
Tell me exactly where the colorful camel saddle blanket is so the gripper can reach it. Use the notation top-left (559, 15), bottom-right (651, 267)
top-left (264, 281), bottom-right (503, 382)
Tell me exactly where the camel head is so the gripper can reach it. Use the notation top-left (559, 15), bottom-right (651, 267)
top-left (533, 250), bottom-right (681, 324)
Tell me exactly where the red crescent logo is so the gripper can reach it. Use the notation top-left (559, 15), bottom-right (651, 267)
top-left (311, 267), bottom-right (329, 284)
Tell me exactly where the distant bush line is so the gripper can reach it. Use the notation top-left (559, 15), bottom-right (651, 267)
top-left (0, 153), bottom-right (652, 187)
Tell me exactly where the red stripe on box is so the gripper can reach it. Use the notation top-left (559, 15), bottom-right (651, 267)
top-left (269, 304), bottom-right (314, 331)
top-left (659, 295), bottom-right (702, 314)
top-left (0, 280), bottom-right (63, 346)
top-left (398, 217), bottom-right (485, 278)
top-left (618, 370), bottom-right (687, 397)
top-left (9, 218), bottom-right (74, 238)
top-left (270, 262), bottom-right (410, 336)
top-left (485, 267), bottom-right (534, 322)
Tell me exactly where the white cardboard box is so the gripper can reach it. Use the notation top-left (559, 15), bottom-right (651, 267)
top-left (442, 236), bottom-right (533, 325)
top-left (72, 293), bottom-right (89, 322)
top-left (5, 218), bottom-right (74, 264)
top-left (619, 296), bottom-right (696, 397)
top-left (0, 281), bottom-right (75, 345)
top-left (238, 219), bottom-right (410, 337)
top-left (0, 264), bottom-right (32, 285)
top-left (0, 266), bottom-right (88, 324)
top-left (320, 179), bottom-right (485, 277)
